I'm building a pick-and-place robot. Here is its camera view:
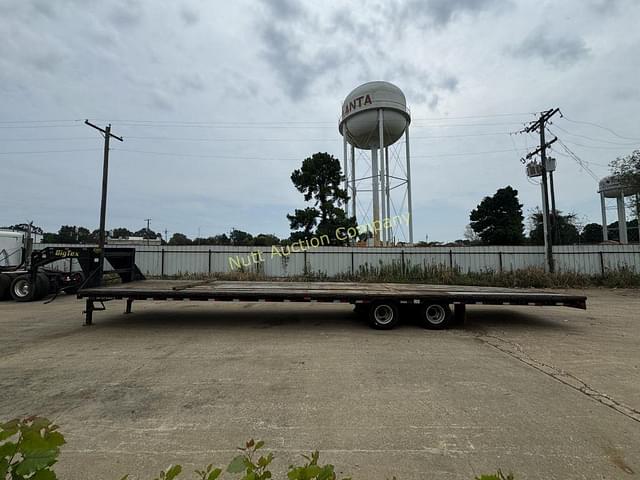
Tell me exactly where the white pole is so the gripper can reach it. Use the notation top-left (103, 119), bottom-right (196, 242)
top-left (618, 191), bottom-right (628, 244)
top-left (405, 126), bottom-right (414, 244)
top-left (378, 109), bottom-right (386, 244)
top-left (343, 137), bottom-right (348, 214)
top-left (371, 148), bottom-right (380, 245)
top-left (385, 146), bottom-right (391, 244)
top-left (600, 192), bottom-right (608, 241)
top-left (351, 144), bottom-right (356, 219)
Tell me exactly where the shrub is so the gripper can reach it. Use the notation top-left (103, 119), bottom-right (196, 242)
top-left (1, 417), bottom-right (514, 480)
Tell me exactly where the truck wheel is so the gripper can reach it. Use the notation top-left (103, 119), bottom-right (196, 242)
top-left (10, 275), bottom-right (38, 302)
top-left (419, 303), bottom-right (453, 329)
top-left (0, 274), bottom-right (11, 300)
top-left (35, 273), bottom-right (50, 300)
top-left (368, 301), bottom-right (400, 330)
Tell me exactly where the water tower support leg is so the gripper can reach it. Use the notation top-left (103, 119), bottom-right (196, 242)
top-left (351, 145), bottom-right (356, 219)
top-left (343, 137), bottom-right (349, 215)
top-left (385, 146), bottom-right (391, 243)
top-left (405, 126), bottom-right (414, 244)
top-left (378, 109), bottom-right (386, 244)
top-left (371, 148), bottom-right (380, 244)
top-left (600, 192), bottom-right (608, 241)
top-left (618, 192), bottom-right (628, 244)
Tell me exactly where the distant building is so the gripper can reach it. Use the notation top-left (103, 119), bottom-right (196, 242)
top-left (107, 236), bottom-right (161, 246)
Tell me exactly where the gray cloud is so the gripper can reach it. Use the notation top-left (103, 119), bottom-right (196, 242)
top-left (180, 6), bottom-right (199, 26)
top-left (108, 1), bottom-right (143, 29)
top-left (510, 29), bottom-right (589, 67)
top-left (399, 0), bottom-right (510, 28)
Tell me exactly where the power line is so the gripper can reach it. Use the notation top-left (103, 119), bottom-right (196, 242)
top-left (551, 124), bottom-right (640, 146)
top-left (561, 114), bottom-right (640, 142)
top-left (0, 148), bottom-right (102, 155)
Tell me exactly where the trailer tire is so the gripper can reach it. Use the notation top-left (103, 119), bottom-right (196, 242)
top-left (368, 301), bottom-right (400, 330)
top-left (0, 274), bottom-right (11, 300)
top-left (419, 303), bottom-right (453, 329)
top-left (10, 275), bottom-right (38, 302)
top-left (35, 273), bottom-right (50, 300)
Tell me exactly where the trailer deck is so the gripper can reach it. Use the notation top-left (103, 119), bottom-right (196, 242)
top-left (78, 280), bottom-right (587, 328)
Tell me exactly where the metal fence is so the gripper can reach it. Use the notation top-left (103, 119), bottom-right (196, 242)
top-left (36, 243), bottom-right (640, 277)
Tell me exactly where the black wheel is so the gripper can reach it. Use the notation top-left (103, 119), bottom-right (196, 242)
top-left (0, 274), bottom-right (11, 300)
top-left (35, 273), bottom-right (50, 300)
top-left (368, 301), bottom-right (400, 330)
top-left (10, 275), bottom-right (38, 302)
top-left (419, 303), bottom-right (453, 329)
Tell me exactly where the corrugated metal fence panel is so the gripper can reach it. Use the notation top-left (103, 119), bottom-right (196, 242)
top-left (34, 243), bottom-right (640, 277)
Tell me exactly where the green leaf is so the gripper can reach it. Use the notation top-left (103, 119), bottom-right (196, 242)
top-left (0, 420), bottom-right (19, 441)
top-left (255, 441), bottom-right (265, 450)
top-left (164, 464), bottom-right (182, 480)
top-left (0, 442), bottom-right (17, 459)
top-left (0, 458), bottom-right (9, 479)
top-left (228, 455), bottom-right (247, 473)
top-left (207, 468), bottom-right (222, 480)
top-left (32, 468), bottom-right (57, 480)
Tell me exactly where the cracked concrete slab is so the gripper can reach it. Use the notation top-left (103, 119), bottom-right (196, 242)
top-left (0, 289), bottom-right (638, 479)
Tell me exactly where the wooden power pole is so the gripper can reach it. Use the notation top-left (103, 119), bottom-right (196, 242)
top-left (523, 109), bottom-right (560, 273)
top-left (85, 120), bottom-right (123, 284)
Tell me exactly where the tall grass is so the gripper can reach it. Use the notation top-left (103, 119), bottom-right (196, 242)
top-left (157, 263), bottom-right (640, 288)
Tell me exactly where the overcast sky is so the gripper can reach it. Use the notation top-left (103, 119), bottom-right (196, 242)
top-left (1, 0), bottom-right (639, 242)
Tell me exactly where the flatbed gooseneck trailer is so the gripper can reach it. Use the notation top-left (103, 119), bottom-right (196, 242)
top-left (78, 279), bottom-right (587, 330)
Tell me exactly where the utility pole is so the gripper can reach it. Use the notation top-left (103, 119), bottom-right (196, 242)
top-left (145, 218), bottom-right (152, 246)
top-left (548, 165), bottom-right (558, 244)
top-left (164, 229), bottom-right (169, 245)
top-left (85, 120), bottom-right (123, 284)
top-left (522, 108), bottom-right (560, 273)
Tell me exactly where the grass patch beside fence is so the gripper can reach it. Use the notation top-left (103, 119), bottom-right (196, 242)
top-left (155, 264), bottom-right (640, 289)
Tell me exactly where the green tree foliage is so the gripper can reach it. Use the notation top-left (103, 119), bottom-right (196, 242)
top-left (529, 209), bottom-right (579, 245)
top-left (610, 149), bottom-right (640, 213)
top-left (55, 225), bottom-right (92, 243)
top-left (252, 234), bottom-right (280, 246)
top-left (605, 219), bottom-right (639, 242)
top-left (580, 223), bottom-right (603, 243)
top-left (229, 229), bottom-right (253, 246)
top-left (133, 228), bottom-right (161, 240)
top-left (287, 152), bottom-right (357, 245)
top-left (1, 224), bottom-right (44, 236)
top-left (169, 233), bottom-right (192, 245)
top-left (112, 227), bottom-right (133, 239)
top-left (0, 416), bottom-right (65, 479)
top-left (469, 186), bottom-right (525, 245)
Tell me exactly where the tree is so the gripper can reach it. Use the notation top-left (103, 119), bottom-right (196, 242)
top-left (56, 225), bottom-right (91, 243)
top-left (168, 233), bottom-right (191, 245)
top-left (580, 223), bottom-right (603, 243)
top-left (610, 149), bottom-right (640, 214)
top-left (229, 229), bottom-right (253, 246)
top-left (133, 228), bottom-right (160, 240)
top-left (529, 209), bottom-right (579, 245)
top-left (287, 152), bottom-right (357, 245)
top-left (253, 234), bottom-right (280, 246)
top-left (112, 227), bottom-right (133, 238)
top-left (469, 186), bottom-right (525, 245)
top-left (462, 224), bottom-right (481, 245)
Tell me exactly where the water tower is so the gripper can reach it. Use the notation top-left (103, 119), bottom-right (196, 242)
top-left (339, 81), bottom-right (413, 244)
top-left (598, 176), bottom-right (640, 244)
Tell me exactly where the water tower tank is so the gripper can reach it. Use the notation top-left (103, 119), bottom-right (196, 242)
top-left (598, 176), bottom-right (625, 198)
top-left (339, 81), bottom-right (411, 149)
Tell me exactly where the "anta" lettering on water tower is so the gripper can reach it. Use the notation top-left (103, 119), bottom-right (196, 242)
top-left (342, 94), bottom-right (373, 116)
